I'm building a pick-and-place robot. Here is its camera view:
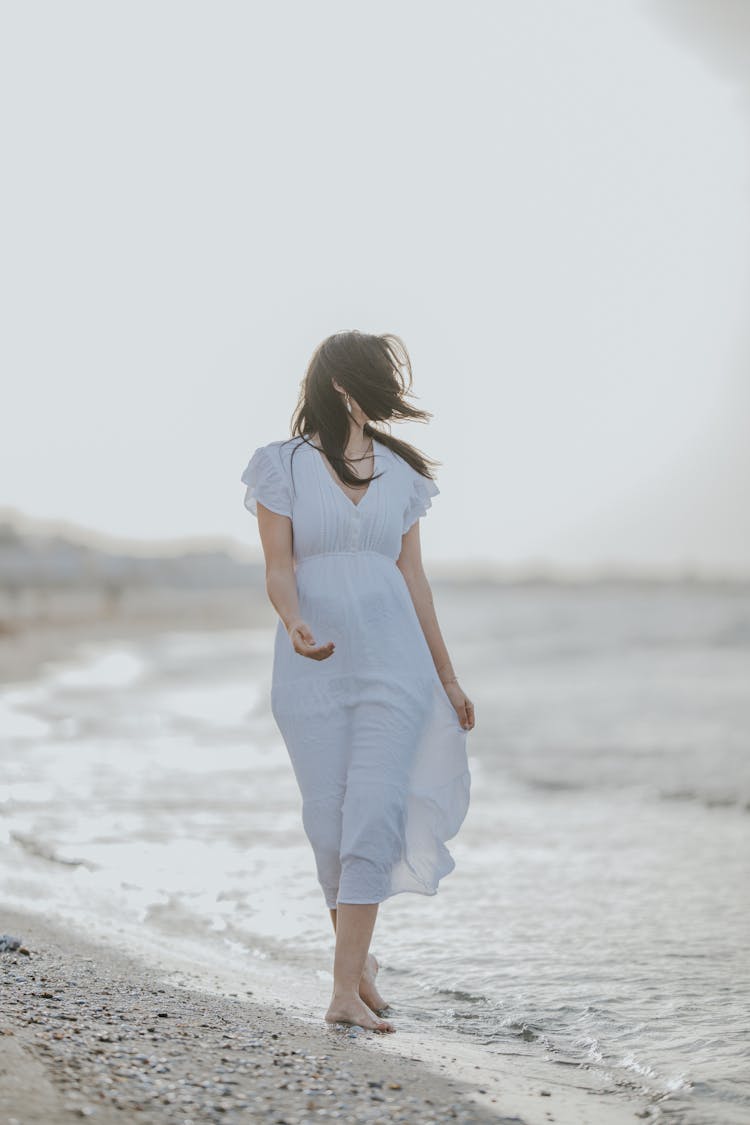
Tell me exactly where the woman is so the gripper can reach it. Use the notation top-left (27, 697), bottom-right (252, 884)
top-left (240, 330), bottom-right (474, 1033)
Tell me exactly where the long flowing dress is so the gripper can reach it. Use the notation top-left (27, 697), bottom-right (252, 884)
top-left (240, 434), bottom-right (471, 909)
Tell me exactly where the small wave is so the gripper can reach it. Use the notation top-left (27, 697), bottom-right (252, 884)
top-left (659, 788), bottom-right (747, 812)
top-left (522, 776), bottom-right (586, 793)
top-left (433, 986), bottom-right (489, 1004)
top-left (479, 1018), bottom-right (543, 1044)
top-left (10, 831), bottom-right (97, 870)
top-left (508, 1020), bottom-right (541, 1042)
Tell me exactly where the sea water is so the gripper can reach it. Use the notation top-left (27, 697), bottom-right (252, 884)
top-left (0, 580), bottom-right (748, 1124)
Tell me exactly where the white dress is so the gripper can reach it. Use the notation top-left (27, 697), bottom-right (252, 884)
top-left (240, 434), bottom-right (471, 910)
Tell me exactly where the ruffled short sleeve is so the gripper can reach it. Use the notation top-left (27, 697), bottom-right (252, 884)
top-left (402, 467), bottom-right (440, 535)
top-left (240, 443), bottom-right (293, 519)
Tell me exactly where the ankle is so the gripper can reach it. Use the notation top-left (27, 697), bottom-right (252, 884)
top-left (330, 986), bottom-right (360, 1003)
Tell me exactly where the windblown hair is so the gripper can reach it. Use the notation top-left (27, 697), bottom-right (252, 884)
top-left (286, 330), bottom-right (440, 491)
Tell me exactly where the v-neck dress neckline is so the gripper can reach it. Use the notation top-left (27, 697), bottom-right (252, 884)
top-left (308, 435), bottom-right (383, 512)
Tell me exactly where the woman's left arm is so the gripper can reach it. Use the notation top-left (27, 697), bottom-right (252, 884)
top-left (397, 522), bottom-right (475, 731)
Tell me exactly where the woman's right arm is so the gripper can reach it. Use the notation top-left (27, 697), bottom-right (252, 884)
top-left (257, 503), bottom-right (335, 661)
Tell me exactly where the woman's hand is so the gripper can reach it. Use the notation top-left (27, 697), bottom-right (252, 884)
top-left (443, 680), bottom-right (475, 731)
top-left (287, 619), bottom-right (336, 661)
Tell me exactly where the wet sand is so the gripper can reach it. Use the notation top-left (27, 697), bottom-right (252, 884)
top-left (1, 905), bottom-right (650, 1125)
top-left (1, 907), bottom-right (510, 1124)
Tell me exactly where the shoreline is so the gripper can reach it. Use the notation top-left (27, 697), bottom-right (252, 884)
top-left (0, 905), bottom-right (505, 1125)
top-left (0, 608), bottom-right (653, 1124)
top-left (0, 905), bottom-right (647, 1125)
top-left (0, 590), bottom-right (274, 687)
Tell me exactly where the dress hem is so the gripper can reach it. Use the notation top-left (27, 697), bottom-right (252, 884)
top-left (332, 886), bottom-right (440, 909)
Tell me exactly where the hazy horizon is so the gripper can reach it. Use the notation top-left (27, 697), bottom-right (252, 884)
top-left (2, 502), bottom-right (747, 584)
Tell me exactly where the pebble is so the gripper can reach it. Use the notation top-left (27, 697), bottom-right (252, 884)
top-left (1, 926), bottom-right (509, 1125)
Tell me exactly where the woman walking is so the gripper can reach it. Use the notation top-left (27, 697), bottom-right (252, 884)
top-left (240, 331), bottom-right (474, 1032)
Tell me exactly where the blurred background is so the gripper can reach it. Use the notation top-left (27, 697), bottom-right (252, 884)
top-left (1, 3), bottom-right (748, 1123)
top-left (2, 0), bottom-right (750, 580)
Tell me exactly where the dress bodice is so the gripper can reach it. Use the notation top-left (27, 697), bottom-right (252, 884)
top-left (240, 435), bottom-right (439, 565)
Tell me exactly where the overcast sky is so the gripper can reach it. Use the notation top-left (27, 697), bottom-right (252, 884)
top-left (2, 0), bottom-right (748, 575)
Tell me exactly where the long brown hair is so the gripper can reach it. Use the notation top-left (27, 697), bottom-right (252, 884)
top-left (286, 330), bottom-right (440, 491)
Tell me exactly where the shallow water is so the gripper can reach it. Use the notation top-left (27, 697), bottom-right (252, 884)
top-left (1, 580), bottom-right (748, 1123)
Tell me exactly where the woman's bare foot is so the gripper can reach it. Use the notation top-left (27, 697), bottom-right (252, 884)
top-left (359, 953), bottom-right (389, 1013)
top-left (325, 992), bottom-right (395, 1032)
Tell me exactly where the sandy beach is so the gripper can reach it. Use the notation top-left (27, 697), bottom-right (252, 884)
top-left (1, 901), bottom-right (651, 1125)
top-left (1, 906), bottom-right (507, 1125)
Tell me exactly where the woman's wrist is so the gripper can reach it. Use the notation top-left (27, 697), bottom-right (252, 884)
top-left (436, 660), bottom-right (458, 685)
